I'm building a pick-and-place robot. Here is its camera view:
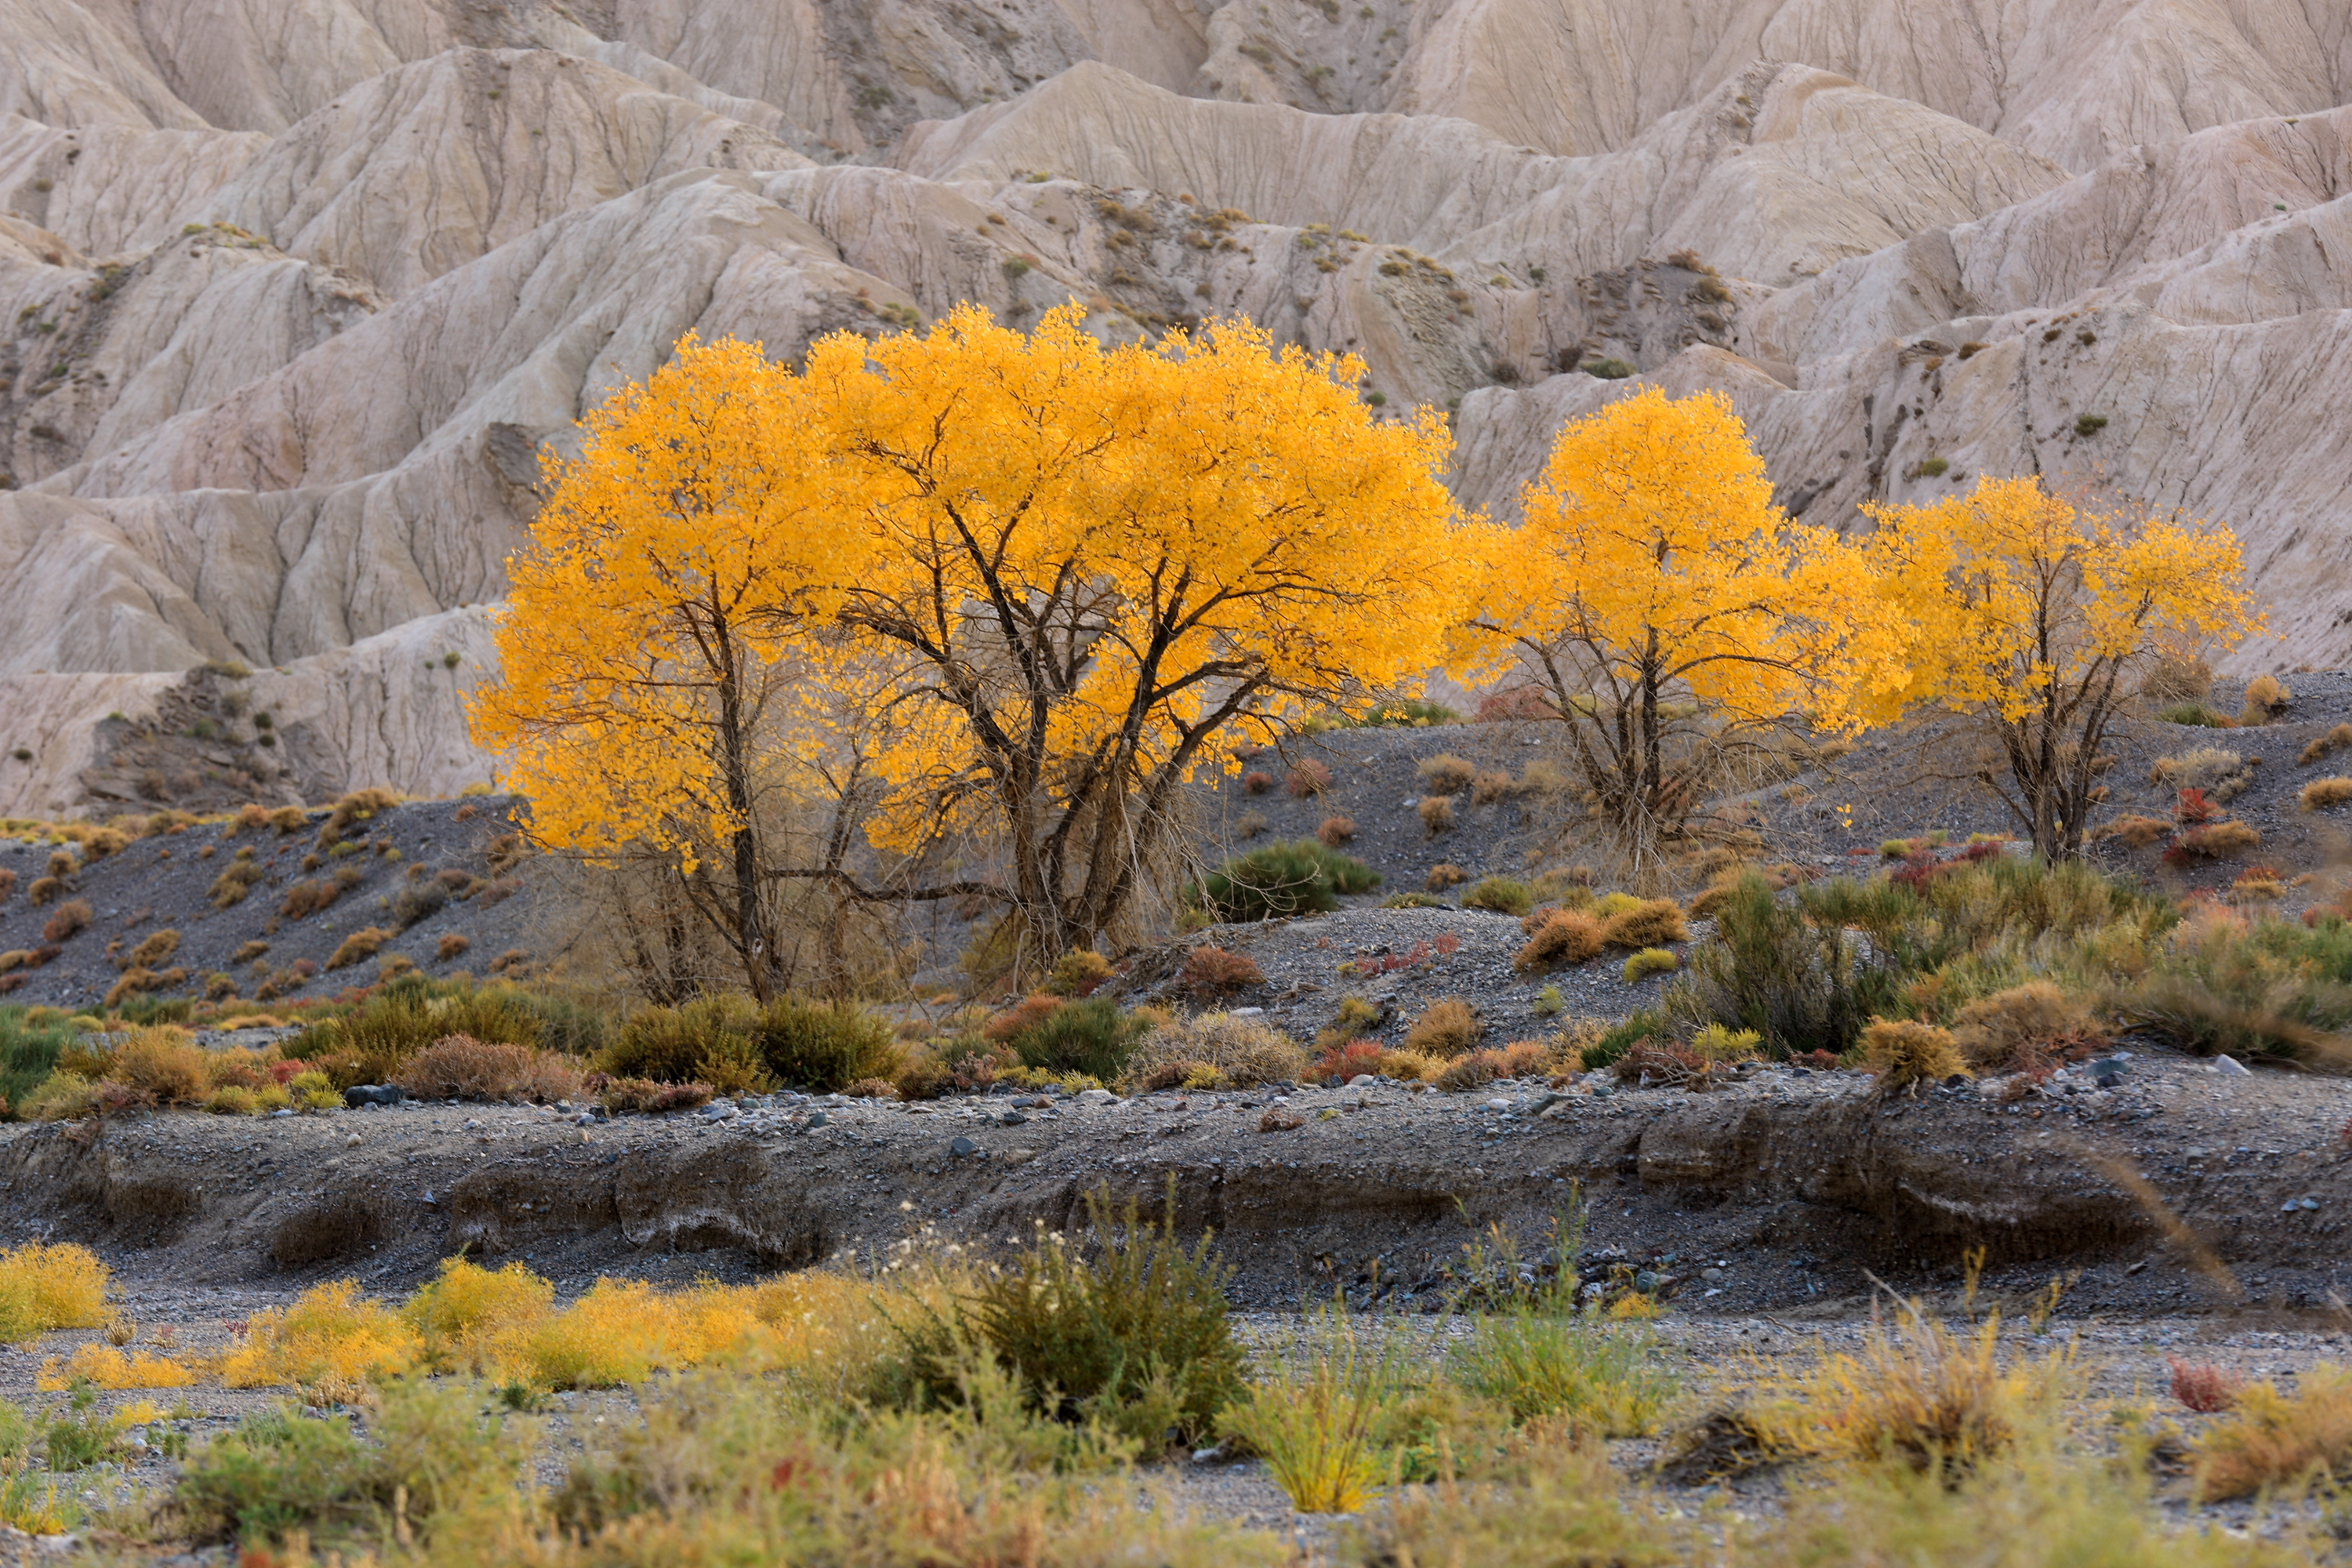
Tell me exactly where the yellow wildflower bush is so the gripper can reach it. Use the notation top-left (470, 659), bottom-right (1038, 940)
top-left (36, 1343), bottom-right (197, 1390)
top-left (0, 1243), bottom-right (109, 1341)
top-left (216, 1279), bottom-right (419, 1400)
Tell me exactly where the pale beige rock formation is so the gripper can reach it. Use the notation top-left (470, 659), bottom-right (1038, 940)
top-left (0, 0), bottom-right (2346, 812)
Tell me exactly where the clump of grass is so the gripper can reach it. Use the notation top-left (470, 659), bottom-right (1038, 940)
top-left (1450, 1313), bottom-right (1677, 1435)
top-left (391, 1036), bottom-right (583, 1102)
top-left (1949, 982), bottom-right (2095, 1073)
top-left (0, 1242), bottom-right (108, 1341)
top-left (1864, 1018), bottom-right (1966, 1092)
top-left (2299, 723), bottom-right (2352, 765)
top-left (1425, 862), bottom-right (1470, 891)
top-left (1047, 950), bottom-right (1116, 996)
top-left (1220, 1303), bottom-right (1400, 1512)
top-left (1434, 1040), bottom-right (1553, 1091)
top-left (1417, 754), bottom-right (1476, 793)
top-left (216, 1280), bottom-right (420, 1403)
top-left (2239, 672), bottom-right (2292, 727)
top-left (1316, 815), bottom-right (1356, 847)
top-left (2193, 1363), bottom-right (2352, 1501)
top-left (1403, 997), bottom-right (1480, 1057)
top-left (1124, 1013), bottom-right (1305, 1091)
top-left (1513, 909), bottom-right (1605, 971)
top-left (39, 899), bottom-right (91, 942)
top-left (1600, 898), bottom-right (1686, 948)
top-left (1191, 840), bottom-right (1378, 921)
top-left (1461, 877), bottom-right (1533, 916)
top-left (2299, 777), bottom-right (2352, 811)
top-left (1621, 947), bottom-right (1679, 982)
top-left (325, 927), bottom-right (394, 970)
top-left (1008, 996), bottom-right (1149, 1082)
top-left (1417, 795), bottom-right (1456, 834)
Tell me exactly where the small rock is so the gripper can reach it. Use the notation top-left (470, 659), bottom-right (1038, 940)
top-left (1348, 1074), bottom-right (1379, 1088)
top-left (1229, 1007), bottom-right (1265, 1017)
top-left (344, 1132), bottom-right (362, 1147)
top-left (702, 1102), bottom-right (739, 1121)
top-left (998, 1109), bottom-right (1028, 1126)
top-left (1483, 1098), bottom-right (1510, 1111)
top-left (805, 1110), bottom-right (828, 1128)
top-left (1076, 1088), bottom-right (1118, 1107)
top-left (2213, 1055), bottom-right (2252, 1077)
top-left (2301, 1196), bottom-right (2321, 1210)
top-left (343, 1084), bottom-right (405, 1109)
top-left (949, 1135), bottom-right (980, 1157)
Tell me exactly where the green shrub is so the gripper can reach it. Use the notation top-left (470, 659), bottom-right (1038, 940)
top-left (1580, 1009), bottom-right (1663, 1071)
top-left (2158, 702), bottom-right (2228, 727)
top-left (1582, 358), bottom-right (1636, 379)
top-left (289, 981), bottom-right (539, 1087)
top-left (890, 1184), bottom-right (1244, 1446)
top-left (1448, 1316), bottom-right (1677, 1434)
top-left (2120, 912), bottom-right (2352, 1065)
top-left (118, 994), bottom-right (195, 1026)
top-left (1009, 997), bottom-right (1148, 1082)
top-left (1190, 840), bottom-right (1378, 922)
top-left (1461, 877), bottom-right (1534, 916)
top-left (601, 995), bottom-right (757, 1084)
top-left (757, 996), bottom-right (902, 1091)
top-left (0, 1007), bottom-right (81, 1120)
top-left (1382, 892), bottom-right (1450, 909)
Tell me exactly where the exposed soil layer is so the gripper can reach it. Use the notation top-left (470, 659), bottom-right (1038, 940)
top-left (6, 1049), bottom-right (2347, 1322)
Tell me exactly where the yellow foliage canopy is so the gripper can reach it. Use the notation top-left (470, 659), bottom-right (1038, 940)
top-left (1465, 386), bottom-right (1904, 868)
top-left (1864, 476), bottom-right (2261, 855)
top-left (477, 304), bottom-right (1479, 957)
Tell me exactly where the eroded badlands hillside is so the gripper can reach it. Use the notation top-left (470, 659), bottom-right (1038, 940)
top-left (2, 0), bottom-right (2348, 815)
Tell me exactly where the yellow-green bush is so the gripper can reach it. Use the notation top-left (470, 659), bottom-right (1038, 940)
top-left (0, 1242), bottom-right (108, 1341)
top-left (216, 1279), bottom-right (419, 1402)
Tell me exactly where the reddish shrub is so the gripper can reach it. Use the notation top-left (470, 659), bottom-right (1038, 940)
top-left (2161, 820), bottom-right (2261, 865)
top-left (40, 900), bottom-right (93, 943)
top-left (1180, 946), bottom-right (1264, 995)
top-left (1611, 1038), bottom-right (1710, 1087)
top-left (982, 993), bottom-right (1063, 1044)
top-left (597, 1076), bottom-right (713, 1115)
top-left (1314, 1040), bottom-right (1388, 1080)
top-left (0, 868), bottom-right (15, 904)
top-left (1241, 771), bottom-right (1274, 795)
top-left (1316, 815), bottom-right (1356, 848)
top-left (2174, 787), bottom-right (2220, 826)
top-left (2168, 1357), bottom-right (2244, 1414)
top-left (1286, 760), bottom-right (1333, 797)
top-left (1475, 687), bottom-right (1553, 722)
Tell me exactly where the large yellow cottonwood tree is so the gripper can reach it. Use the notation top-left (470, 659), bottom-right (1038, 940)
top-left (1864, 475), bottom-right (2261, 860)
top-left (1465, 387), bottom-right (1907, 875)
top-left (477, 304), bottom-right (1476, 973)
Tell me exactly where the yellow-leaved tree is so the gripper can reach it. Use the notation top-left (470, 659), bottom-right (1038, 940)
top-left (1864, 475), bottom-right (2262, 860)
top-left (1465, 387), bottom-right (1907, 876)
top-left (477, 305), bottom-right (1477, 976)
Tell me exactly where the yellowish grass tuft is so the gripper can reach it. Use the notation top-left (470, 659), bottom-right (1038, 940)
top-left (36, 1343), bottom-right (197, 1390)
top-left (2299, 776), bottom-right (2352, 811)
top-left (2192, 1363), bottom-right (2352, 1501)
top-left (216, 1279), bottom-right (419, 1401)
top-left (1863, 1018), bottom-right (1966, 1091)
top-left (0, 1241), bottom-right (109, 1341)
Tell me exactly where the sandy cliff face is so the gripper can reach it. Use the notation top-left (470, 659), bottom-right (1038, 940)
top-left (0, 0), bottom-right (2343, 814)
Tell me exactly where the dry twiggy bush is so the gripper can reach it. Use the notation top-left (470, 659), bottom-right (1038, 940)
top-left (392, 1036), bottom-right (584, 1102)
top-left (2299, 777), bottom-right (2352, 811)
top-left (1513, 909), bottom-right (1606, 971)
top-left (2168, 1357), bottom-right (2243, 1414)
top-left (1417, 795), bottom-right (1455, 834)
top-left (1416, 754), bottom-right (1475, 793)
top-left (1403, 997), bottom-right (1479, 1057)
top-left (1949, 982), bottom-right (2096, 1072)
top-left (1864, 1018), bottom-right (1966, 1092)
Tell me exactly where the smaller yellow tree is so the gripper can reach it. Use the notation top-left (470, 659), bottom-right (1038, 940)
top-left (1467, 387), bottom-right (1906, 875)
top-left (1864, 475), bottom-right (2262, 859)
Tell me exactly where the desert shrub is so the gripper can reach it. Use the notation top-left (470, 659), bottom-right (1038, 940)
top-left (1179, 946), bottom-right (1263, 995)
top-left (1433, 1040), bottom-right (1552, 1091)
top-left (2238, 673), bottom-right (2291, 727)
top-left (1601, 898), bottom-right (1687, 948)
top-left (2191, 1364), bottom-right (2352, 1501)
top-left (1127, 1014), bottom-right (1306, 1091)
top-left (1425, 862), bottom-right (1469, 891)
top-left (0, 1007), bottom-right (80, 1120)
top-left (206, 1085), bottom-right (260, 1115)
top-left (405, 1258), bottom-right (555, 1375)
top-left (597, 1077), bottom-right (713, 1115)
top-left (24, 877), bottom-right (62, 907)
top-left (40, 900), bottom-right (90, 942)
top-left (209, 862), bottom-right (264, 908)
top-left (325, 927), bottom-right (394, 970)
top-left (1192, 840), bottom-right (1377, 922)
top-left (178, 1379), bottom-right (523, 1549)
top-left (1315, 815), bottom-right (1356, 848)
top-left (1417, 795), bottom-right (1455, 834)
top-left (1235, 809), bottom-right (1268, 840)
top-left (103, 965), bottom-right (187, 1009)
top-left (1689, 1022), bottom-right (1762, 1063)
top-left (2150, 745), bottom-right (2249, 798)
top-left (2300, 778), bottom-right (2352, 811)
top-left (291, 982), bottom-right (540, 1086)
top-left (2101, 814), bottom-right (2172, 848)
top-left (2119, 906), bottom-right (2352, 1063)
top-left (313, 787), bottom-right (399, 848)
top-left (1240, 770), bottom-right (1272, 795)
top-left (35, 1343), bottom-right (196, 1390)
top-left (1863, 1018), bottom-right (1965, 1091)
top-left (1622, 947), bottom-right (1679, 982)
top-left (1403, 998), bottom-right (1479, 1058)
top-left (436, 933), bottom-right (470, 962)
top-left (2158, 702), bottom-right (2230, 727)
top-left (20, 1073), bottom-right (99, 1121)
top-left (1044, 950), bottom-right (1114, 996)
top-left (982, 993), bottom-right (1062, 1044)
top-left (1513, 909), bottom-right (1605, 972)
top-left (123, 928), bottom-right (180, 969)
top-left (216, 1279), bottom-right (420, 1402)
top-left (1949, 982), bottom-right (2096, 1072)
top-left (896, 1185), bottom-right (1245, 1447)
top-left (392, 880), bottom-right (448, 929)
top-left (757, 996), bottom-right (901, 1091)
top-left (1469, 769), bottom-right (1516, 804)
top-left (602, 994), bottom-right (757, 1083)
top-left (1220, 1307), bottom-right (1400, 1512)
top-left (392, 1036), bottom-right (583, 1102)
top-left (2163, 820), bottom-right (2260, 862)
top-left (1416, 754), bottom-right (1476, 794)
top-left (280, 879), bottom-right (342, 919)
top-left (1449, 1316), bottom-right (1676, 1433)
top-left (1285, 760), bottom-right (1333, 797)
top-left (0, 1243), bottom-right (108, 1342)
top-left (1583, 357), bottom-right (1636, 379)
top-left (2169, 1357), bottom-right (2244, 1414)
top-left (2299, 723), bottom-right (2352, 766)
top-left (1382, 891), bottom-right (1449, 909)
top-left (1461, 877), bottom-right (1533, 916)
top-left (81, 1025), bottom-right (211, 1105)
top-left (1010, 997), bottom-right (1148, 1082)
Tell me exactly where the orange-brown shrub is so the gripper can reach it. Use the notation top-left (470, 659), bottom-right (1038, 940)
top-left (1417, 796), bottom-right (1455, 834)
top-left (2163, 820), bottom-right (2261, 863)
top-left (1403, 997), bottom-right (1479, 1058)
top-left (1469, 770), bottom-right (1515, 804)
top-left (26, 876), bottom-right (64, 907)
top-left (1241, 770), bottom-right (1273, 795)
top-left (2299, 778), bottom-right (2352, 811)
top-left (1179, 946), bottom-right (1263, 995)
top-left (1600, 898), bottom-right (1687, 948)
top-left (1513, 909), bottom-right (1605, 972)
top-left (2169, 1357), bottom-right (2243, 1414)
top-left (104, 966), bottom-right (187, 1008)
top-left (2100, 814), bottom-right (2172, 848)
top-left (393, 1036), bottom-right (583, 1103)
top-left (1415, 754), bottom-right (1475, 793)
top-left (41, 900), bottom-right (92, 943)
top-left (982, 993), bottom-right (1063, 1044)
top-left (1316, 815), bottom-right (1356, 847)
top-left (597, 1076), bottom-right (713, 1115)
top-left (437, 933), bottom-right (470, 962)
top-left (123, 929), bottom-right (180, 970)
top-left (2298, 724), bottom-right (2352, 767)
top-left (1425, 863), bottom-right (1469, 891)
top-left (1435, 1040), bottom-right (1552, 1091)
top-left (326, 927), bottom-right (395, 970)
top-left (1286, 760), bottom-right (1333, 797)
top-left (1863, 1018), bottom-right (1965, 1091)
top-left (1949, 982), bottom-right (2097, 1072)
top-left (281, 880), bottom-right (343, 919)
top-left (0, 868), bottom-right (14, 905)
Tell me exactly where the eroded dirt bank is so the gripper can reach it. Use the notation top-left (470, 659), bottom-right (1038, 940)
top-left (3, 1053), bottom-right (2347, 1316)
